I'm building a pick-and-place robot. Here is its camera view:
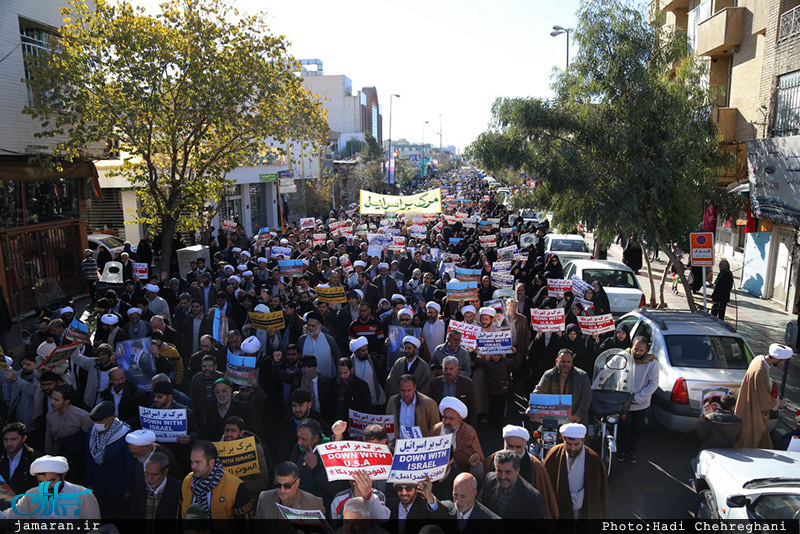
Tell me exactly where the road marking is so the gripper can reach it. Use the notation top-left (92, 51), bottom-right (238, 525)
top-left (647, 460), bottom-right (695, 492)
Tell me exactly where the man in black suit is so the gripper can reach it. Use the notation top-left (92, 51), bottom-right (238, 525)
top-left (0, 422), bottom-right (42, 494)
top-left (428, 356), bottom-right (477, 428)
top-left (327, 358), bottom-right (372, 423)
top-left (190, 272), bottom-right (217, 314)
top-left (357, 271), bottom-right (381, 311)
top-left (419, 473), bottom-right (499, 534)
top-left (100, 368), bottom-right (148, 428)
top-left (130, 450), bottom-right (182, 522)
top-left (180, 299), bottom-right (213, 360)
top-left (478, 450), bottom-right (549, 520)
top-left (374, 262), bottom-right (400, 300)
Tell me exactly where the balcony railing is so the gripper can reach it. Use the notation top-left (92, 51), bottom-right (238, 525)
top-left (779, 4), bottom-right (800, 42)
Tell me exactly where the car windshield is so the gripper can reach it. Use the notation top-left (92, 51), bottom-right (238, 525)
top-left (97, 237), bottom-right (124, 248)
top-left (752, 494), bottom-right (800, 519)
top-left (549, 239), bottom-right (589, 253)
top-left (664, 335), bottom-right (752, 369)
top-left (582, 269), bottom-right (638, 289)
top-left (521, 211), bottom-right (537, 218)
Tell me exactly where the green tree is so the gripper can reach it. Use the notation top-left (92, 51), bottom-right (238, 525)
top-left (469, 0), bottom-right (741, 310)
top-left (339, 138), bottom-right (364, 159)
top-left (24, 0), bottom-right (327, 270)
top-left (358, 131), bottom-right (386, 193)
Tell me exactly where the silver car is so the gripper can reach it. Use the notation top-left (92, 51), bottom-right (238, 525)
top-left (544, 233), bottom-right (592, 263)
top-left (562, 259), bottom-right (645, 315)
top-left (617, 309), bottom-right (776, 433)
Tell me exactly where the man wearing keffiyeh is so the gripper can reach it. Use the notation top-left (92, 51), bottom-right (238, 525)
top-left (86, 400), bottom-right (133, 520)
top-left (180, 440), bottom-right (252, 520)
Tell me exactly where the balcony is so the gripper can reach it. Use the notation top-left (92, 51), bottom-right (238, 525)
top-left (779, 4), bottom-right (800, 42)
top-left (716, 107), bottom-right (738, 143)
top-left (696, 7), bottom-right (745, 57)
top-left (660, 0), bottom-right (689, 12)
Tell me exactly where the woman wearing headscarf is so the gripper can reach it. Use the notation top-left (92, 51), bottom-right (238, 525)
top-left (527, 298), bottom-right (563, 385)
top-left (563, 323), bottom-right (592, 375)
top-left (544, 255), bottom-right (563, 279)
top-left (530, 275), bottom-right (549, 308)
top-left (137, 239), bottom-right (153, 267)
top-left (478, 275), bottom-right (495, 304)
top-left (590, 280), bottom-right (611, 316)
top-left (96, 247), bottom-right (113, 273)
top-left (593, 324), bottom-right (632, 356)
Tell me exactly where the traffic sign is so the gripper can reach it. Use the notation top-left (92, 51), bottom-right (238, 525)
top-left (277, 169), bottom-right (294, 179)
top-left (259, 173), bottom-right (277, 182)
top-left (690, 232), bottom-right (714, 267)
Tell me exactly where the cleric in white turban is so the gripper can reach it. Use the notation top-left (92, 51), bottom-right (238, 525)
top-left (9, 456), bottom-right (101, 520)
top-left (384, 333), bottom-right (432, 399)
top-left (241, 335), bottom-right (261, 355)
top-left (431, 396), bottom-right (484, 472)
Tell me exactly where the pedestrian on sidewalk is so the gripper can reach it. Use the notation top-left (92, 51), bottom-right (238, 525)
top-left (82, 249), bottom-right (100, 302)
top-left (710, 259), bottom-right (734, 320)
top-left (671, 255), bottom-right (685, 294)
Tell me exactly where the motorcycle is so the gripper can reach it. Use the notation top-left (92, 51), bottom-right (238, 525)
top-left (590, 348), bottom-right (635, 478)
top-left (528, 417), bottom-right (561, 461)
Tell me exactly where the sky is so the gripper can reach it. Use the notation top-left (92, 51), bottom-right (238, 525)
top-left (135, 0), bottom-right (584, 152)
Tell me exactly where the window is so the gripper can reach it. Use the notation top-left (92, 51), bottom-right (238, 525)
top-left (582, 269), bottom-right (639, 289)
top-left (25, 178), bottom-right (79, 224)
top-left (0, 180), bottom-right (24, 228)
top-left (779, 0), bottom-right (800, 41)
top-left (548, 238), bottom-right (590, 253)
top-left (20, 20), bottom-right (55, 107)
top-left (663, 335), bottom-right (752, 369)
top-left (774, 71), bottom-right (800, 137)
top-left (87, 189), bottom-right (125, 239)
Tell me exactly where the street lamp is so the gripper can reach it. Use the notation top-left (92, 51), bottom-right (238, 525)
top-left (439, 113), bottom-right (443, 152)
top-left (422, 120), bottom-right (429, 177)
top-left (388, 94), bottom-right (400, 160)
top-left (550, 25), bottom-right (570, 71)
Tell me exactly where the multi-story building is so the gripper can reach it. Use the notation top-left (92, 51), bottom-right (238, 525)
top-left (0, 0), bottom-right (102, 314)
top-left (654, 0), bottom-right (800, 309)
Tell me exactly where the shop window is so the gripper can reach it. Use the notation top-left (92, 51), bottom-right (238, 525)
top-left (0, 180), bottom-right (24, 228)
top-left (25, 178), bottom-right (78, 225)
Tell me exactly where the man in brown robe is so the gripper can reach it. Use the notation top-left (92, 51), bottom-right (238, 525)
top-left (430, 396), bottom-right (484, 473)
top-left (544, 423), bottom-right (609, 519)
top-left (734, 343), bottom-right (791, 449)
top-left (481, 424), bottom-right (560, 520)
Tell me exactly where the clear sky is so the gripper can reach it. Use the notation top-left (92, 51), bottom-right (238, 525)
top-left (135, 0), bottom-right (583, 152)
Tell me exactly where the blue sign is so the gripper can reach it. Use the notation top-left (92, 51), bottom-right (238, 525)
top-left (277, 169), bottom-right (294, 179)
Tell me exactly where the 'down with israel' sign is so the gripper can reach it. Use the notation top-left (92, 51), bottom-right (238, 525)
top-left (387, 434), bottom-right (453, 483)
top-left (139, 407), bottom-right (187, 442)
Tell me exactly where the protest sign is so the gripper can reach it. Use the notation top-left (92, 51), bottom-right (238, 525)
top-left (500, 227), bottom-right (512, 237)
top-left (547, 278), bottom-right (573, 298)
top-left (316, 285), bottom-right (347, 304)
top-left (462, 219), bottom-right (476, 229)
top-left (36, 342), bottom-right (81, 370)
top-left (300, 217), bottom-right (316, 230)
top-left (226, 352), bottom-right (257, 386)
top-left (448, 238), bottom-right (462, 244)
top-left (278, 259), bottom-right (304, 276)
top-left (492, 261), bottom-right (512, 273)
top-left (340, 255), bottom-right (353, 273)
top-left (213, 436), bottom-right (260, 478)
top-left (255, 229), bottom-right (270, 247)
top-left (409, 225), bottom-right (427, 239)
top-left (487, 218), bottom-right (501, 227)
top-left (479, 235), bottom-right (497, 248)
top-left (275, 504), bottom-right (328, 524)
top-left (455, 267), bottom-right (482, 282)
top-left (476, 330), bottom-right (512, 355)
top-left (439, 262), bottom-right (455, 279)
top-left (360, 188), bottom-right (442, 215)
top-left (528, 394), bottom-right (572, 423)
top-left (315, 441), bottom-right (393, 481)
top-left (444, 215), bottom-right (458, 225)
top-left (271, 246), bottom-right (293, 258)
top-left (570, 275), bottom-right (593, 298)
top-left (132, 262), bottom-right (148, 280)
top-left (139, 407), bottom-right (187, 442)
top-left (497, 245), bottom-right (517, 260)
top-left (348, 409), bottom-right (396, 440)
top-left (443, 253), bottom-right (461, 263)
top-left (423, 213), bottom-right (438, 222)
top-left (222, 220), bottom-right (238, 231)
top-left (492, 272), bottom-right (515, 289)
top-left (531, 308), bottom-right (566, 333)
top-left (313, 233), bottom-right (327, 248)
top-left (212, 309), bottom-right (228, 344)
top-left (248, 310), bottom-right (285, 331)
top-left (65, 318), bottom-right (90, 344)
top-left (388, 236), bottom-right (406, 252)
top-left (447, 320), bottom-right (481, 350)
top-left (575, 296), bottom-right (594, 309)
top-left (114, 338), bottom-right (153, 372)
top-left (446, 281), bottom-right (478, 301)
top-left (400, 426), bottom-right (423, 439)
top-left (387, 434), bottom-right (453, 483)
top-left (577, 314), bottom-right (615, 336)
top-left (387, 325), bottom-right (422, 355)
top-left (355, 224), bottom-right (368, 236)
top-left (455, 211), bottom-right (468, 220)
top-left (701, 387), bottom-right (732, 415)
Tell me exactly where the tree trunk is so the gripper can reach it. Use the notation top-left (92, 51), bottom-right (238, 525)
top-left (641, 238), bottom-right (657, 308)
top-left (659, 258), bottom-right (670, 308)
top-left (654, 233), bottom-right (696, 311)
top-left (158, 216), bottom-right (178, 276)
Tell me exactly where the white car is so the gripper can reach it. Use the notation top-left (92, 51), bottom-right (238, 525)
top-left (87, 234), bottom-right (135, 259)
top-left (693, 448), bottom-right (800, 519)
top-left (562, 259), bottom-right (645, 315)
top-left (544, 233), bottom-right (592, 263)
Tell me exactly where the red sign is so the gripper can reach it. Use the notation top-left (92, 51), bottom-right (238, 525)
top-left (690, 232), bottom-right (714, 267)
top-left (315, 441), bottom-right (393, 482)
top-left (547, 279), bottom-right (572, 298)
top-left (577, 314), bottom-right (615, 336)
top-left (531, 308), bottom-right (565, 333)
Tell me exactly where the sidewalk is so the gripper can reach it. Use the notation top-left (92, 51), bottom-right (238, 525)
top-left (605, 242), bottom-right (800, 438)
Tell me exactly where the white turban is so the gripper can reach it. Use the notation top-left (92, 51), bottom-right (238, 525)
top-left (349, 337), bottom-right (369, 352)
top-left (391, 294), bottom-right (406, 303)
top-left (479, 306), bottom-right (496, 317)
top-left (125, 429), bottom-right (156, 446)
top-left (241, 336), bottom-right (261, 354)
top-left (60, 306), bottom-right (74, 315)
top-left (37, 341), bottom-right (57, 359)
top-left (354, 289), bottom-right (364, 300)
top-left (127, 307), bottom-right (144, 317)
top-left (242, 270), bottom-right (253, 277)
top-left (462, 305), bottom-right (476, 315)
top-left (559, 423), bottom-right (587, 439)
top-left (232, 247), bottom-right (242, 253)
top-left (439, 396), bottom-right (468, 419)
top-left (402, 335), bottom-right (421, 349)
top-left (240, 250), bottom-right (251, 258)
top-left (145, 284), bottom-right (160, 293)
top-left (426, 302), bottom-right (441, 313)
top-left (236, 265), bottom-right (247, 272)
top-left (280, 239), bottom-right (289, 245)
top-left (502, 425), bottom-right (530, 442)
top-left (30, 455), bottom-right (69, 475)
top-left (378, 262), bottom-right (389, 270)
top-left (253, 304), bottom-right (270, 313)
top-left (354, 260), bottom-right (367, 268)
top-left (223, 265), bottom-right (234, 272)
top-left (228, 275), bottom-right (241, 284)
top-left (397, 308), bottom-right (413, 319)
top-left (770, 343), bottom-right (793, 360)
top-left (100, 313), bottom-right (119, 326)
top-left (257, 257), bottom-right (268, 264)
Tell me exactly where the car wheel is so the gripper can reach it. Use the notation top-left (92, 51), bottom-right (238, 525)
top-left (696, 489), bottom-right (720, 520)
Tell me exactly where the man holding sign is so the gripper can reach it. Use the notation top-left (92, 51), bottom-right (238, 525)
top-left (531, 349), bottom-right (592, 424)
top-left (431, 397), bottom-right (483, 474)
top-left (254, 461), bottom-right (325, 520)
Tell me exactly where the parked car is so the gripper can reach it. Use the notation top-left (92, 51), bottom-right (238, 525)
top-left (518, 209), bottom-right (541, 224)
top-left (616, 309), bottom-right (777, 433)
top-left (563, 259), bottom-right (645, 315)
top-left (543, 233), bottom-right (593, 263)
top-left (692, 448), bottom-right (800, 519)
top-left (87, 234), bottom-right (126, 259)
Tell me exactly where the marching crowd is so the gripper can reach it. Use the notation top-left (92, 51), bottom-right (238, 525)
top-left (0, 168), bottom-right (787, 532)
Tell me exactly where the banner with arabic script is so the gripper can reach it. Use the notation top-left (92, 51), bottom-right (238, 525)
top-left (359, 188), bottom-right (442, 215)
top-left (314, 441), bottom-right (393, 481)
top-left (387, 434), bottom-right (453, 483)
top-left (213, 436), bottom-right (260, 477)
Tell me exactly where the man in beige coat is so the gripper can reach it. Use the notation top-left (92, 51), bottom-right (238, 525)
top-left (386, 374), bottom-right (440, 437)
top-left (255, 461), bottom-right (324, 521)
top-left (734, 343), bottom-right (791, 448)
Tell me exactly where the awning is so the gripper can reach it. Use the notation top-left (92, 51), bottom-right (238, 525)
top-left (0, 156), bottom-right (102, 199)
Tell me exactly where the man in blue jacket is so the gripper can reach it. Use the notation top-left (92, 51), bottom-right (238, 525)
top-left (85, 400), bottom-right (134, 520)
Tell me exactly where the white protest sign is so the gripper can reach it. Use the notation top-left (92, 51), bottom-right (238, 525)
top-left (387, 434), bottom-right (453, 483)
top-left (577, 314), bottom-right (615, 335)
top-left (447, 319), bottom-right (481, 350)
top-left (132, 262), bottom-right (148, 280)
top-left (139, 407), bottom-right (187, 443)
top-left (348, 409), bottom-right (396, 441)
top-left (315, 441), bottom-right (393, 481)
top-left (531, 308), bottom-right (566, 333)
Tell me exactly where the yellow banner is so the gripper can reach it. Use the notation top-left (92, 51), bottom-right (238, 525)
top-left (248, 311), bottom-right (285, 331)
top-left (359, 188), bottom-right (442, 215)
top-left (315, 286), bottom-right (347, 304)
top-left (213, 436), bottom-right (260, 478)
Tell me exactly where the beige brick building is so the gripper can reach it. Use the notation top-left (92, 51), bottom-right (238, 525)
top-left (653, 0), bottom-right (800, 309)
